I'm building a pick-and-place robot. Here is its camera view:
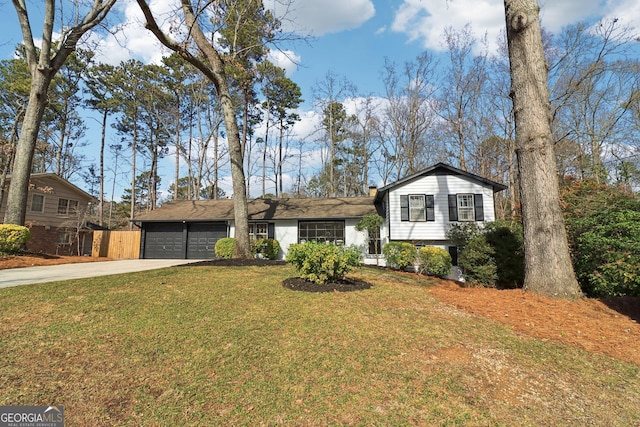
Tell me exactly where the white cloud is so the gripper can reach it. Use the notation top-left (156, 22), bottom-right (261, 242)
top-left (390, 0), bottom-right (635, 53)
top-left (267, 49), bottom-right (301, 76)
top-left (272, 0), bottom-right (375, 36)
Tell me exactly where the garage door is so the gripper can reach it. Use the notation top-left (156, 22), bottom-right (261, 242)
top-left (187, 223), bottom-right (227, 259)
top-left (143, 223), bottom-right (185, 259)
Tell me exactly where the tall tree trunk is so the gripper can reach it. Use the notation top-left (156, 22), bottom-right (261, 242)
top-left (4, 72), bottom-right (51, 225)
top-left (504, 0), bottom-right (581, 299)
top-left (99, 109), bottom-right (107, 226)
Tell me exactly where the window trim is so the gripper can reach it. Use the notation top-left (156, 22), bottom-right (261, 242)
top-left (409, 195), bottom-right (426, 222)
top-left (31, 194), bottom-right (45, 213)
top-left (57, 198), bottom-right (79, 216)
top-left (298, 220), bottom-right (345, 244)
top-left (401, 194), bottom-right (435, 222)
top-left (457, 194), bottom-right (475, 222)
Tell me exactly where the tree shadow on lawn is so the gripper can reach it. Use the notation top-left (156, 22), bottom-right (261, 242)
top-left (600, 297), bottom-right (640, 324)
top-left (282, 277), bottom-right (372, 293)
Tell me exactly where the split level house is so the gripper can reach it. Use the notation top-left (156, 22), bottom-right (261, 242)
top-left (132, 163), bottom-right (507, 266)
top-left (0, 174), bottom-right (98, 255)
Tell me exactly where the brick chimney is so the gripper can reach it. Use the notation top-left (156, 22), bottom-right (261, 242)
top-left (368, 185), bottom-right (377, 197)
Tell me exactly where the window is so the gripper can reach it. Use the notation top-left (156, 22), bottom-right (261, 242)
top-left (449, 194), bottom-right (484, 222)
top-left (457, 194), bottom-right (475, 221)
top-left (57, 231), bottom-right (72, 245)
top-left (401, 195), bottom-right (435, 222)
top-left (31, 194), bottom-right (44, 213)
top-left (409, 195), bottom-right (426, 221)
top-left (299, 221), bottom-right (345, 244)
top-left (57, 198), bottom-right (79, 215)
top-left (249, 223), bottom-right (268, 241)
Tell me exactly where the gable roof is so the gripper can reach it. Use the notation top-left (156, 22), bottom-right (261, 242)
top-left (133, 197), bottom-right (377, 223)
top-left (5, 173), bottom-right (96, 202)
top-left (374, 162), bottom-right (507, 203)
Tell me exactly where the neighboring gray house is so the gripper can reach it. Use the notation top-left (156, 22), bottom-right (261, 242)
top-left (132, 163), bottom-right (507, 264)
top-left (0, 174), bottom-right (97, 255)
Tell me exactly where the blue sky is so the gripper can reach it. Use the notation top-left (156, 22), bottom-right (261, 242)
top-left (0, 0), bottom-right (638, 198)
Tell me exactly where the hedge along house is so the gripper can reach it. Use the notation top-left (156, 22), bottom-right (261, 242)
top-left (0, 173), bottom-right (98, 255)
top-left (132, 163), bottom-right (507, 265)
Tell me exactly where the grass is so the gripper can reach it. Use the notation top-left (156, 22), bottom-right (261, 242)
top-left (1, 264), bottom-right (639, 426)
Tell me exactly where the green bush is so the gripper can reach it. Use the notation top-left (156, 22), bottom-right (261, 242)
top-left (483, 221), bottom-right (525, 289)
top-left (253, 238), bottom-right (280, 260)
top-left (286, 241), bottom-right (362, 285)
top-left (561, 179), bottom-right (640, 297)
top-left (571, 209), bottom-right (640, 297)
top-left (417, 246), bottom-right (452, 278)
top-left (458, 235), bottom-right (497, 287)
top-left (214, 237), bottom-right (236, 259)
top-left (446, 222), bottom-right (483, 247)
top-left (0, 224), bottom-right (31, 254)
top-left (382, 242), bottom-right (417, 270)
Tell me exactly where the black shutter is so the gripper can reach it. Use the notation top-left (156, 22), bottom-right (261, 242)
top-left (426, 195), bottom-right (435, 221)
top-left (267, 223), bottom-right (275, 239)
top-left (474, 194), bottom-right (484, 221)
top-left (400, 195), bottom-right (409, 221)
top-left (448, 195), bottom-right (458, 221)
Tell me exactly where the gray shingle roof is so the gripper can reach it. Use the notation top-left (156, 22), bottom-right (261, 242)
top-left (133, 197), bottom-right (377, 222)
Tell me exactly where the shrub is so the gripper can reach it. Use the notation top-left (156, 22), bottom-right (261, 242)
top-left (382, 242), bottom-right (417, 270)
top-left (286, 241), bottom-right (362, 284)
top-left (458, 235), bottom-right (498, 287)
top-left (0, 224), bottom-right (31, 254)
top-left (214, 238), bottom-right (236, 259)
top-left (253, 238), bottom-right (280, 260)
top-left (561, 179), bottom-right (640, 297)
top-left (483, 221), bottom-right (524, 289)
top-left (571, 209), bottom-right (640, 297)
top-left (417, 246), bottom-right (452, 278)
top-left (446, 222), bottom-right (483, 248)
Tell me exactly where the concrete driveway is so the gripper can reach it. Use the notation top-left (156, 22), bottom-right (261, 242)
top-left (0, 259), bottom-right (204, 289)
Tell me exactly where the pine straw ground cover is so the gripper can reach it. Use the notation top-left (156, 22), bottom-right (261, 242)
top-left (0, 263), bottom-right (639, 426)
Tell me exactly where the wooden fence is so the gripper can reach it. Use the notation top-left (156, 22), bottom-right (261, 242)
top-left (92, 230), bottom-right (141, 259)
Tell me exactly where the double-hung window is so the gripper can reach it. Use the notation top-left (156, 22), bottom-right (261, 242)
top-left (400, 195), bottom-right (435, 222)
top-left (31, 194), bottom-right (45, 213)
top-left (248, 223), bottom-right (268, 241)
top-left (57, 198), bottom-right (78, 215)
top-left (409, 195), bottom-right (426, 221)
top-left (457, 194), bottom-right (475, 221)
top-left (448, 194), bottom-right (484, 222)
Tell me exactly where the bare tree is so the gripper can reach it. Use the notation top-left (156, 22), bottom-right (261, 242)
top-left (504, 0), bottom-right (582, 299)
top-left (4, 0), bottom-right (117, 225)
top-left (135, 1), bottom-right (279, 257)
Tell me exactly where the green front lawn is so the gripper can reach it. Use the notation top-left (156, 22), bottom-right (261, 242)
top-left (1, 265), bottom-right (638, 426)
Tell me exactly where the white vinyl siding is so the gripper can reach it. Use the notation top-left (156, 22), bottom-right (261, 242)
top-left (387, 173), bottom-right (495, 241)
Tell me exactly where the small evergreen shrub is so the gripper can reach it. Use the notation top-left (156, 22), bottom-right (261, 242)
top-left (484, 221), bottom-right (525, 289)
top-left (214, 237), bottom-right (236, 259)
top-left (417, 246), bottom-right (452, 278)
top-left (0, 224), bottom-right (31, 254)
top-left (382, 242), bottom-right (417, 270)
top-left (286, 241), bottom-right (362, 285)
top-left (253, 238), bottom-right (280, 260)
top-left (458, 235), bottom-right (498, 287)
